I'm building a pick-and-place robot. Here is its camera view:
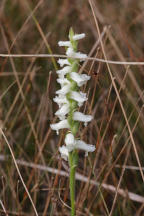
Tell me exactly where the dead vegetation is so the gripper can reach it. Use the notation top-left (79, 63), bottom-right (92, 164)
top-left (0, 0), bottom-right (144, 215)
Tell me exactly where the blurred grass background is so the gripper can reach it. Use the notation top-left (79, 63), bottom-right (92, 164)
top-left (0, 0), bottom-right (144, 215)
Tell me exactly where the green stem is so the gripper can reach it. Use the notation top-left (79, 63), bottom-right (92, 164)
top-left (70, 163), bottom-right (76, 216)
top-left (67, 28), bottom-right (79, 215)
top-left (69, 151), bottom-right (78, 216)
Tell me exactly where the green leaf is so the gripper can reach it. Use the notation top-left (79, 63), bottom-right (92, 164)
top-left (68, 27), bottom-right (78, 51)
top-left (69, 27), bottom-right (74, 41)
top-left (71, 121), bottom-right (79, 136)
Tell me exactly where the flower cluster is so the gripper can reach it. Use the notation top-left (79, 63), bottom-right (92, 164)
top-left (50, 29), bottom-right (95, 160)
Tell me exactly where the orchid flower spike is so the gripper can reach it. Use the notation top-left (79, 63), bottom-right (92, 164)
top-left (50, 28), bottom-right (95, 159)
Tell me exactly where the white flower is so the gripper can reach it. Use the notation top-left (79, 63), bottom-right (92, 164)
top-left (53, 95), bottom-right (68, 107)
top-left (56, 66), bottom-right (72, 78)
top-left (66, 47), bottom-right (87, 60)
top-left (65, 133), bottom-right (95, 153)
top-left (57, 78), bottom-right (70, 87)
top-left (51, 30), bottom-right (95, 161)
top-left (73, 112), bottom-right (93, 123)
top-left (58, 41), bottom-right (71, 47)
top-left (55, 104), bottom-right (69, 120)
top-left (56, 84), bottom-right (71, 95)
top-left (75, 140), bottom-right (95, 154)
top-left (73, 33), bottom-right (85, 40)
top-left (57, 59), bottom-right (70, 67)
top-left (74, 52), bottom-right (87, 60)
top-left (50, 120), bottom-right (70, 134)
top-left (70, 91), bottom-right (87, 104)
top-left (59, 146), bottom-right (69, 160)
top-left (59, 133), bottom-right (95, 160)
top-left (65, 133), bottom-right (75, 145)
top-left (66, 47), bottom-right (74, 57)
top-left (70, 72), bottom-right (90, 87)
top-left (64, 133), bottom-right (76, 152)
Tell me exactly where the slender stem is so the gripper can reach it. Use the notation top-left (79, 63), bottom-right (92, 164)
top-left (70, 162), bottom-right (76, 216)
top-left (69, 151), bottom-right (77, 216)
top-left (67, 28), bottom-right (79, 215)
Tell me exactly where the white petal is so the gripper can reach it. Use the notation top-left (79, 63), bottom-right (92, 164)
top-left (77, 102), bottom-right (84, 107)
top-left (66, 47), bottom-right (75, 57)
top-left (57, 59), bottom-right (70, 67)
top-left (66, 145), bottom-right (75, 152)
top-left (73, 33), bottom-right (85, 40)
top-left (65, 133), bottom-right (76, 152)
top-left (65, 133), bottom-right (75, 146)
top-left (70, 72), bottom-right (90, 87)
top-left (50, 120), bottom-right (70, 134)
top-left (56, 66), bottom-right (72, 78)
top-left (57, 78), bottom-right (70, 86)
top-left (59, 146), bottom-right (69, 160)
top-left (66, 47), bottom-right (87, 60)
top-left (53, 95), bottom-right (68, 107)
top-left (55, 104), bottom-right (69, 118)
top-left (73, 112), bottom-right (93, 123)
top-left (58, 41), bottom-right (71, 47)
top-left (56, 84), bottom-right (71, 95)
top-left (76, 140), bottom-right (95, 152)
top-left (74, 52), bottom-right (87, 60)
top-left (70, 91), bottom-right (87, 103)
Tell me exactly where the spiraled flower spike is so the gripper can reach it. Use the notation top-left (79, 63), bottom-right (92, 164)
top-left (50, 28), bottom-right (95, 215)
